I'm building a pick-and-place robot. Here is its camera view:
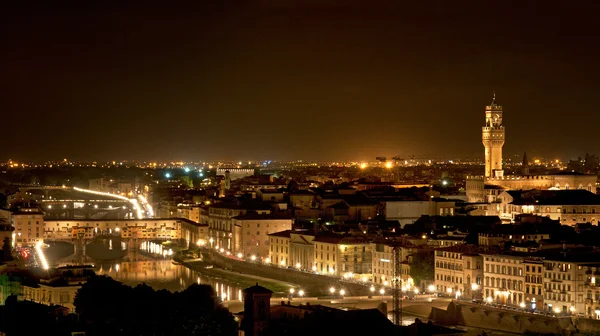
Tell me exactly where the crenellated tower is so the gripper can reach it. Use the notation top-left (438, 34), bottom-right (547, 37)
top-left (482, 92), bottom-right (505, 178)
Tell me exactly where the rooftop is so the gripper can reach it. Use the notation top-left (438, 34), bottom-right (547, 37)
top-left (508, 190), bottom-right (600, 206)
top-left (268, 230), bottom-right (293, 238)
top-left (243, 283), bottom-right (273, 295)
top-left (233, 212), bottom-right (292, 220)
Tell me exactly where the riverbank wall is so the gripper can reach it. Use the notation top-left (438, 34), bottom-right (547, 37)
top-left (431, 301), bottom-right (600, 335)
top-left (201, 248), bottom-right (370, 296)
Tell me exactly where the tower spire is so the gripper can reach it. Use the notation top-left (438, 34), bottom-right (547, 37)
top-left (491, 90), bottom-right (497, 105)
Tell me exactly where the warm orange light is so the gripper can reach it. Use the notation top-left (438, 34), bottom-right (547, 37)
top-left (385, 161), bottom-right (393, 169)
top-left (359, 163), bottom-right (367, 169)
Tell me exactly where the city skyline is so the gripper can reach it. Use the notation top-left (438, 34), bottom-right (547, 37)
top-left (2, 1), bottom-right (599, 162)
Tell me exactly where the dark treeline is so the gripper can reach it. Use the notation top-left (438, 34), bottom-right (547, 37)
top-left (74, 275), bottom-right (238, 336)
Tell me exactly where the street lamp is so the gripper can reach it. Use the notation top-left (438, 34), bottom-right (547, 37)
top-left (519, 302), bottom-right (526, 309)
top-left (428, 285), bottom-right (436, 293)
top-left (251, 255), bottom-right (256, 261)
top-left (340, 289), bottom-right (345, 297)
top-left (370, 286), bottom-right (375, 293)
top-left (455, 290), bottom-right (462, 299)
top-left (471, 283), bottom-right (479, 291)
top-left (414, 288), bottom-right (420, 295)
top-left (554, 307), bottom-right (561, 314)
top-left (379, 288), bottom-right (385, 300)
top-left (298, 290), bottom-right (304, 297)
top-left (330, 287), bottom-right (336, 295)
top-left (295, 263), bottom-right (301, 269)
top-left (237, 252), bottom-right (243, 259)
top-left (290, 288), bottom-right (295, 295)
top-left (486, 297), bottom-right (493, 304)
top-left (265, 257), bottom-right (271, 264)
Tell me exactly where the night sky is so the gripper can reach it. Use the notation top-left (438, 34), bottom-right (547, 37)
top-left (2, 1), bottom-right (599, 162)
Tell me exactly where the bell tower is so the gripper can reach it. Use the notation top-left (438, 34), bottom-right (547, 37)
top-left (482, 92), bottom-right (505, 178)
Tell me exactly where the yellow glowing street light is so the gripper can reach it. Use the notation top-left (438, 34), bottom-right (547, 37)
top-left (312, 265), bottom-right (317, 272)
top-left (554, 307), bottom-right (561, 314)
top-left (519, 302), bottom-right (526, 308)
top-left (289, 288), bottom-right (295, 294)
top-left (447, 287), bottom-right (453, 293)
top-left (428, 285), bottom-right (436, 292)
top-left (570, 306), bottom-right (576, 312)
top-left (295, 263), bottom-right (301, 269)
top-left (370, 286), bottom-right (375, 292)
top-left (414, 288), bottom-right (420, 295)
top-left (486, 297), bottom-right (493, 304)
top-left (265, 257), bottom-right (271, 263)
top-left (379, 288), bottom-right (385, 295)
top-left (298, 290), bottom-right (304, 297)
top-left (330, 287), bottom-right (336, 294)
top-left (359, 163), bottom-right (367, 169)
top-left (340, 289), bottom-right (346, 296)
top-left (385, 161), bottom-right (393, 169)
top-left (471, 283), bottom-right (479, 291)
top-left (250, 255), bottom-right (256, 261)
top-left (237, 252), bottom-right (243, 258)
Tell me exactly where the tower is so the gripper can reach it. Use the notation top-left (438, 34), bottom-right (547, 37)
top-left (482, 92), bottom-right (505, 178)
top-left (241, 283), bottom-right (273, 336)
top-left (522, 151), bottom-right (530, 175)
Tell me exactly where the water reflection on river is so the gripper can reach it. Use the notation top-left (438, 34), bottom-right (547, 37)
top-left (48, 238), bottom-right (243, 301)
top-left (95, 258), bottom-right (243, 300)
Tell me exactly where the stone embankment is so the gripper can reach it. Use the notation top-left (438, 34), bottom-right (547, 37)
top-left (431, 301), bottom-right (600, 335)
top-left (202, 248), bottom-right (371, 297)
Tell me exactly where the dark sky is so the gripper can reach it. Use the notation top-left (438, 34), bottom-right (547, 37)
top-left (2, 1), bottom-right (599, 162)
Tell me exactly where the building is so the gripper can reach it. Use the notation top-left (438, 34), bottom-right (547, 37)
top-left (44, 219), bottom-right (181, 241)
top-left (481, 252), bottom-right (525, 305)
top-left (523, 257), bottom-right (544, 310)
top-left (21, 265), bottom-right (94, 311)
top-left (312, 234), bottom-right (372, 278)
top-left (540, 254), bottom-right (600, 315)
top-left (256, 189), bottom-right (285, 202)
top-left (179, 218), bottom-right (209, 248)
top-left (371, 242), bottom-right (412, 286)
top-left (235, 213), bottom-right (293, 258)
top-left (434, 245), bottom-right (484, 299)
top-left (289, 231), bottom-right (316, 271)
top-left (11, 208), bottom-right (44, 246)
top-left (176, 204), bottom-right (202, 223)
top-left (466, 95), bottom-right (597, 202)
top-left (494, 189), bottom-right (600, 225)
top-left (205, 202), bottom-right (272, 253)
top-left (216, 168), bottom-right (254, 181)
top-left (385, 199), bottom-right (456, 227)
top-left (268, 230), bottom-right (291, 266)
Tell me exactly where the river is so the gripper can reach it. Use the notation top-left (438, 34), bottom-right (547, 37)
top-left (45, 238), bottom-right (244, 301)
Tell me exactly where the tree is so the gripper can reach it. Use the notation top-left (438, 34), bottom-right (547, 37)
top-left (74, 275), bottom-right (237, 336)
top-left (410, 250), bottom-right (434, 287)
top-left (1, 237), bottom-right (12, 262)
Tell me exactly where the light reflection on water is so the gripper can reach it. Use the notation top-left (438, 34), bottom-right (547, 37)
top-left (49, 238), bottom-right (243, 301)
top-left (94, 258), bottom-right (243, 300)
